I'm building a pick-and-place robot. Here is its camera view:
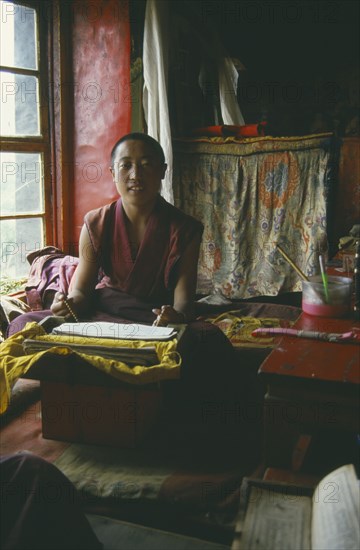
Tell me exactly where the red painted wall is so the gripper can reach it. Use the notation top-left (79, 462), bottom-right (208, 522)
top-left (70, 0), bottom-right (131, 247)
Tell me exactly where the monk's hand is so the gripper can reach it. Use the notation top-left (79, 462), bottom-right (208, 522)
top-left (152, 305), bottom-right (186, 326)
top-left (51, 292), bottom-right (67, 316)
top-left (51, 292), bottom-right (78, 320)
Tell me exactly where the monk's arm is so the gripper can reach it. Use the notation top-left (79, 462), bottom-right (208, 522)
top-left (51, 225), bottom-right (99, 317)
top-left (153, 232), bottom-right (201, 325)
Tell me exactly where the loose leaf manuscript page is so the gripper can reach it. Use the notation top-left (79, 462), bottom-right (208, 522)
top-left (239, 485), bottom-right (311, 550)
top-left (311, 464), bottom-right (360, 550)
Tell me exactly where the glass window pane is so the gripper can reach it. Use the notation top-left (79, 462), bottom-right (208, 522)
top-left (0, 1), bottom-right (37, 70)
top-left (1, 152), bottom-right (44, 215)
top-left (0, 217), bottom-right (44, 278)
top-left (0, 72), bottom-right (40, 136)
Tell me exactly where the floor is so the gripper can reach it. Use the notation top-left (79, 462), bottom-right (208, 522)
top-left (87, 514), bottom-right (230, 550)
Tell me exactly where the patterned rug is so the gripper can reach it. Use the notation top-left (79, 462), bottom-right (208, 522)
top-left (54, 443), bottom-right (175, 500)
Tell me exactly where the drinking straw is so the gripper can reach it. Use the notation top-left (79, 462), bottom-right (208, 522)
top-left (319, 254), bottom-right (330, 303)
top-left (276, 244), bottom-right (309, 282)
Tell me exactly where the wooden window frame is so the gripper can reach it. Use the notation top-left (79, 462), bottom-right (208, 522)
top-left (0, 0), bottom-right (54, 257)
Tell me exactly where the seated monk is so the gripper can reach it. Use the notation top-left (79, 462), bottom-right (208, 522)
top-left (52, 132), bottom-right (204, 327)
top-left (7, 133), bottom-right (239, 425)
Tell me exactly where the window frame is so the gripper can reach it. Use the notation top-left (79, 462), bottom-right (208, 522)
top-left (0, 0), bottom-right (54, 277)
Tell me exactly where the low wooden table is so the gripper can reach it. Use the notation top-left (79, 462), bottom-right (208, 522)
top-left (258, 312), bottom-right (360, 471)
top-left (21, 318), bottom-right (187, 448)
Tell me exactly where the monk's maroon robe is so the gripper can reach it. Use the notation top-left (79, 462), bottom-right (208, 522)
top-left (7, 196), bottom-right (204, 329)
top-left (0, 452), bottom-right (102, 550)
top-left (84, 195), bottom-right (204, 322)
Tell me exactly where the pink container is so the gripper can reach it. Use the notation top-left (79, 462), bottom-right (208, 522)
top-left (302, 276), bottom-right (352, 318)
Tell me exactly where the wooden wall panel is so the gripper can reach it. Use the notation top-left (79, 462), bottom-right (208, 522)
top-left (70, 0), bottom-right (131, 249)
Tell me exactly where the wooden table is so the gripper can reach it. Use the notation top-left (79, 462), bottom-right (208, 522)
top-left (258, 312), bottom-right (360, 472)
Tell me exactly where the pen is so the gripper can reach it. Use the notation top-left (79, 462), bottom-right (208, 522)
top-left (251, 327), bottom-right (358, 342)
top-left (276, 244), bottom-right (309, 282)
top-left (152, 310), bottom-right (165, 327)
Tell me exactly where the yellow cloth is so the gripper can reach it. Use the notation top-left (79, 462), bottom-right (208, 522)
top-left (0, 322), bottom-right (181, 415)
top-left (205, 312), bottom-right (289, 348)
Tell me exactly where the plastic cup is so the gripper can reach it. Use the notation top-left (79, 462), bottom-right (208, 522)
top-left (302, 275), bottom-right (353, 318)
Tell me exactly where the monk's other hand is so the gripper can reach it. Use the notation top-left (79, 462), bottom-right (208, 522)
top-left (152, 305), bottom-right (186, 326)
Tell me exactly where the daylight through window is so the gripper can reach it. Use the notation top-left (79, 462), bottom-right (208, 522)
top-left (1, 0), bottom-right (52, 281)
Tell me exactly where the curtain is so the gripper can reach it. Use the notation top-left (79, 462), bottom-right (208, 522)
top-left (142, 0), bottom-right (173, 203)
top-left (173, 134), bottom-right (334, 298)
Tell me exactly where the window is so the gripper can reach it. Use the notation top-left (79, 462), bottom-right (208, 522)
top-left (1, 0), bottom-right (52, 281)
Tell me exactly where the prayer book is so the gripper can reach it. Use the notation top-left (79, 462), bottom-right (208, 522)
top-left (23, 317), bottom-right (183, 367)
top-left (22, 338), bottom-right (159, 367)
top-left (232, 464), bottom-right (359, 550)
top-left (51, 322), bottom-right (177, 340)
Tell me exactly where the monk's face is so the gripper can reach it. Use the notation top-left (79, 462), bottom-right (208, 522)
top-left (110, 140), bottom-right (166, 207)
